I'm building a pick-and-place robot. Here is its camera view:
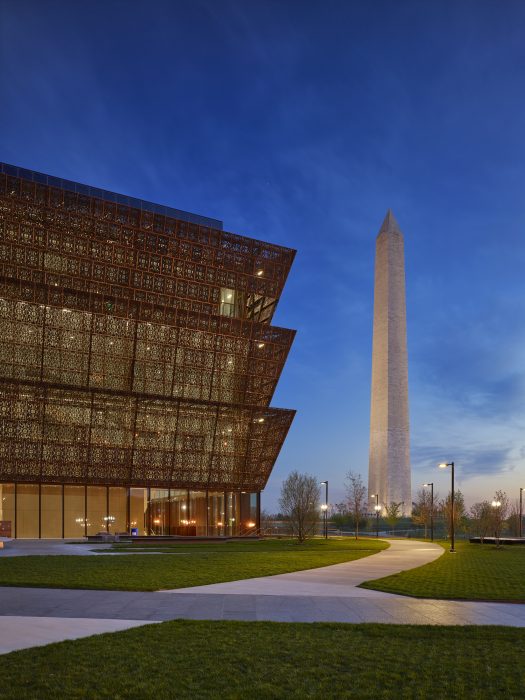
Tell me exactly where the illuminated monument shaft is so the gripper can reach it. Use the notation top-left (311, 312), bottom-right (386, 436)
top-left (368, 210), bottom-right (411, 515)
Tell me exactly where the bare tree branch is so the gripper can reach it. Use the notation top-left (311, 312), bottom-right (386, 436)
top-left (279, 471), bottom-right (320, 543)
top-left (345, 471), bottom-right (367, 540)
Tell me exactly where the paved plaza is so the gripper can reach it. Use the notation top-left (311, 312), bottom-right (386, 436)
top-left (1, 539), bottom-right (525, 654)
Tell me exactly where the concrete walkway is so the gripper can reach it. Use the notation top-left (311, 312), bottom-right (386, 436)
top-left (0, 617), bottom-right (157, 654)
top-left (167, 539), bottom-right (443, 596)
top-left (1, 539), bottom-right (525, 655)
top-left (0, 539), bottom-right (112, 556)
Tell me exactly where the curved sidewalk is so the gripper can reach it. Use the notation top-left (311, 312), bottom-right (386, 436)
top-left (163, 539), bottom-right (443, 597)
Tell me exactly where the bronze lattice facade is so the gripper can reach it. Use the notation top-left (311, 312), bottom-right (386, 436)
top-left (0, 163), bottom-right (295, 537)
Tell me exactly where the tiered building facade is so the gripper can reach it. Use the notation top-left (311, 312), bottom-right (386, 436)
top-left (0, 163), bottom-right (295, 538)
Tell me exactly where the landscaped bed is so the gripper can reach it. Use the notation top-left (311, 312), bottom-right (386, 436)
top-left (0, 538), bottom-right (388, 591)
top-left (2, 619), bottom-right (524, 699)
top-left (360, 540), bottom-right (525, 601)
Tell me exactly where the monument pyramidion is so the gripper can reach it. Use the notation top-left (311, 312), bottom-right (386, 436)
top-left (368, 210), bottom-right (411, 516)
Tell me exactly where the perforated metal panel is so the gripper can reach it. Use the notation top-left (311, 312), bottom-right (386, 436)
top-left (0, 170), bottom-right (295, 491)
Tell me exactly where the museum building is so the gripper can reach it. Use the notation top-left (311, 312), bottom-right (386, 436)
top-left (0, 163), bottom-right (295, 538)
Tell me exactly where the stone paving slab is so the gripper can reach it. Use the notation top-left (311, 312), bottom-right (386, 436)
top-left (2, 588), bottom-right (525, 629)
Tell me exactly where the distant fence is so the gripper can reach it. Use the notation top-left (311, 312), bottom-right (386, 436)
top-left (261, 521), bottom-right (471, 540)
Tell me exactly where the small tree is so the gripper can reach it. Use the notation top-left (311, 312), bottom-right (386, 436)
top-left (439, 490), bottom-right (466, 539)
top-left (469, 501), bottom-right (492, 543)
top-left (412, 489), bottom-right (437, 538)
top-left (279, 471), bottom-right (320, 543)
top-left (490, 489), bottom-right (509, 548)
top-left (345, 471), bottom-right (367, 539)
top-left (384, 502), bottom-right (403, 533)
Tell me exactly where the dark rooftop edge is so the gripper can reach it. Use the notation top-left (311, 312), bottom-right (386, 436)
top-left (0, 161), bottom-right (223, 230)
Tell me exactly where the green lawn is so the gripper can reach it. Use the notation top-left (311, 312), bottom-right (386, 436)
top-left (2, 620), bottom-right (524, 699)
top-left (0, 538), bottom-right (387, 591)
top-left (361, 540), bottom-right (525, 601)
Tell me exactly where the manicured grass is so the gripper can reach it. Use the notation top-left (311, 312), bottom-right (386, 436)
top-left (2, 620), bottom-right (525, 699)
top-left (361, 540), bottom-right (525, 601)
top-left (0, 538), bottom-right (387, 591)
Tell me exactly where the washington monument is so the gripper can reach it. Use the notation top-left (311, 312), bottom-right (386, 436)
top-left (368, 210), bottom-right (411, 515)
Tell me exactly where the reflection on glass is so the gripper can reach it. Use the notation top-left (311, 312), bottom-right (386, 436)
top-left (208, 491), bottom-right (225, 537)
top-left (64, 485), bottom-right (86, 538)
top-left (108, 487), bottom-right (127, 533)
top-left (226, 491), bottom-right (239, 536)
top-left (41, 484), bottom-right (62, 538)
top-left (169, 489), bottom-right (187, 535)
top-left (0, 484), bottom-right (260, 539)
top-left (240, 491), bottom-right (257, 535)
top-left (219, 288), bottom-right (236, 317)
top-left (130, 488), bottom-right (147, 535)
top-left (87, 486), bottom-right (107, 535)
top-left (240, 491), bottom-right (258, 533)
top-left (0, 483), bottom-right (15, 537)
top-left (149, 489), bottom-right (169, 535)
top-left (189, 490), bottom-right (207, 536)
top-left (17, 483), bottom-right (39, 538)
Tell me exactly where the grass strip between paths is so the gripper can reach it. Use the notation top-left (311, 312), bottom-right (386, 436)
top-left (0, 538), bottom-right (388, 591)
top-left (2, 619), bottom-right (525, 699)
top-left (360, 539), bottom-right (525, 601)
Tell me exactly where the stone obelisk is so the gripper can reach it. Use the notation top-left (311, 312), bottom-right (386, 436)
top-left (368, 210), bottom-right (411, 515)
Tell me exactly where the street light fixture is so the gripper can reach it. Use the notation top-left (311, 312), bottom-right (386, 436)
top-left (320, 481), bottom-right (328, 539)
top-left (438, 462), bottom-right (455, 553)
top-left (371, 493), bottom-right (380, 537)
top-left (423, 483), bottom-right (434, 542)
top-left (492, 500), bottom-right (502, 546)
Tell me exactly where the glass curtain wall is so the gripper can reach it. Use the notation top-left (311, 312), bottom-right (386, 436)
top-left (189, 490), bottom-right (207, 536)
top-left (87, 486), bottom-right (107, 535)
top-left (240, 492), bottom-right (258, 533)
top-left (225, 491), bottom-right (239, 536)
top-left (41, 484), bottom-right (62, 538)
top-left (0, 484), bottom-right (259, 538)
top-left (17, 484), bottom-right (39, 538)
top-left (208, 491), bottom-right (225, 536)
top-left (149, 489), bottom-right (169, 535)
top-left (130, 488), bottom-right (147, 535)
top-left (0, 483), bottom-right (15, 537)
top-left (109, 487), bottom-right (128, 534)
top-left (64, 485), bottom-right (86, 537)
top-left (169, 489), bottom-right (187, 535)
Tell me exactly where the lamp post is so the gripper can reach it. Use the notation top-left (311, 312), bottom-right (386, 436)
top-left (423, 483), bottom-right (434, 542)
top-left (491, 499), bottom-right (501, 546)
top-left (371, 493), bottom-right (380, 537)
top-left (438, 462), bottom-right (455, 553)
top-left (320, 481), bottom-right (328, 539)
top-left (519, 486), bottom-right (525, 537)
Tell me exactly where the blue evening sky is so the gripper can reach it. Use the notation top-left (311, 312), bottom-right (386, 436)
top-left (2, 1), bottom-right (525, 511)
